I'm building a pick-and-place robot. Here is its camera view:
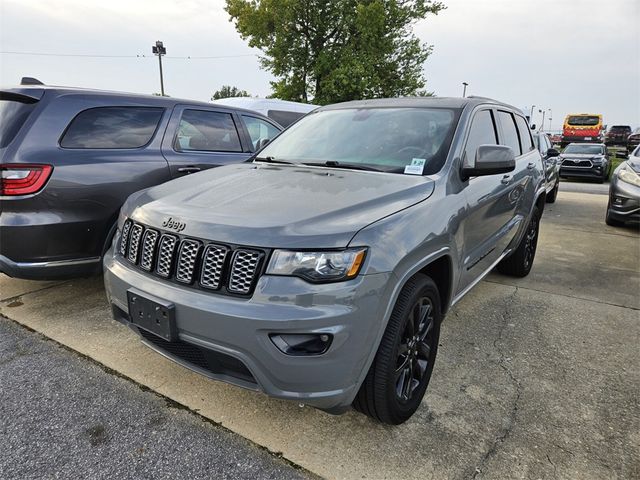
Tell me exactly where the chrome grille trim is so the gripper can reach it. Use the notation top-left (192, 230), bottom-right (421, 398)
top-left (119, 220), bottom-right (132, 256)
top-left (155, 234), bottom-right (178, 278)
top-left (127, 224), bottom-right (144, 264)
top-left (118, 218), bottom-right (265, 296)
top-left (175, 239), bottom-right (202, 284)
top-left (200, 245), bottom-right (229, 290)
top-left (228, 249), bottom-right (263, 294)
top-left (139, 229), bottom-right (159, 271)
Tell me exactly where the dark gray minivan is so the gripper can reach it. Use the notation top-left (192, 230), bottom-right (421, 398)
top-left (0, 84), bottom-right (282, 279)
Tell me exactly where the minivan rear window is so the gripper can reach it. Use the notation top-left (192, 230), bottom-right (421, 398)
top-left (60, 107), bottom-right (164, 149)
top-left (567, 116), bottom-right (599, 126)
top-left (0, 99), bottom-right (37, 148)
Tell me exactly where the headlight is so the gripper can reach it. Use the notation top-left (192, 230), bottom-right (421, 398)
top-left (266, 248), bottom-right (367, 283)
top-left (618, 165), bottom-right (640, 187)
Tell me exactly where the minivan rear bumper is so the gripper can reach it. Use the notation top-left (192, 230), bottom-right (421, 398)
top-left (104, 250), bottom-right (393, 413)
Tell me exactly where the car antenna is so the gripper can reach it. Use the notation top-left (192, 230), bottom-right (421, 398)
top-left (21, 77), bottom-right (45, 86)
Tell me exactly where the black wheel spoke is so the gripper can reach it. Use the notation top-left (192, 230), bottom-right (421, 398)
top-left (417, 341), bottom-right (431, 360)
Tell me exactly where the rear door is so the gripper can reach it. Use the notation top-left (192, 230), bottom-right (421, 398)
top-left (161, 105), bottom-right (252, 178)
top-left (457, 108), bottom-right (513, 292)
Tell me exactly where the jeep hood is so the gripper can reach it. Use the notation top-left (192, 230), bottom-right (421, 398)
top-left (125, 163), bottom-right (435, 248)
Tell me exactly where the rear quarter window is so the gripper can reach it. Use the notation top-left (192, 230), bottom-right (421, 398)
top-left (0, 99), bottom-right (37, 148)
top-left (60, 107), bottom-right (164, 149)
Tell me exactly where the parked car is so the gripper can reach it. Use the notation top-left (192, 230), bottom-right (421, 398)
top-left (533, 131), bottom-right (561, 203)
top-left (627, 127), bottom-right (640, 153)
top-left (212, 97), bottom-right (317, 127)
top-left (0, 83), bottom-right (282, 280)
top-left (558, 143), bottom-right (610, 182)
top-left (550, 133), bottom-right (562, 145)
top-left (606, 146), bottom-right (640, 226)
top-left (104, 96), bottom-right (546, 424)
top-left (604, 125), bottom-right (632, 147)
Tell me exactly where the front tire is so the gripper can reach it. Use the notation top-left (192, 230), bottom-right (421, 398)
top-left (605, 202), bottom-right (624, 227)
top-left (353, 274), bottom-right (441, 425)
top-left (497, 206), bottom-right (540, 277)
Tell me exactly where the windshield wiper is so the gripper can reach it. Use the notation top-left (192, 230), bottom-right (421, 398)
top-left (254, 156), bottom-right (301, 166)
top-left (304, 160), bottom-right (385, 172)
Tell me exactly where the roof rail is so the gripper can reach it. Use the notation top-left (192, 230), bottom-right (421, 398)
top-left (21, 77), bottom-right (45, 86)
top-left (466, 95), bottom-right (500, 102)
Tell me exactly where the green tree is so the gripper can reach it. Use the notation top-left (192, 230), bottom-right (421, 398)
top-left (225, 0), bottom-right (444, 105)
top-left (211, 85), bottom-right (252, 100)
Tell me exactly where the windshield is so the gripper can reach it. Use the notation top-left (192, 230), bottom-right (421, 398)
top-left (257, 107), bottom-right (460, 174)
top-left (609, 126), bottom-right (630, 133)
top-left (567, 115), bottom-right (600, 126)
top-left (564, 144), bottom-right (604, 154)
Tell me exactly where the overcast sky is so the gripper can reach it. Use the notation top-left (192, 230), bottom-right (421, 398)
top-left (1, 0), bottom-right (638, 131)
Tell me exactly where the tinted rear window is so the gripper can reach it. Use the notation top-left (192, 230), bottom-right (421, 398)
top-left (567, 116), bottom-right (599, 126)
top-left (0, 99), bottom-right (37, 148)
top-left (60, 107), bottom-right (164, 149)
top-left (267, 110), bottom-right (304, 128)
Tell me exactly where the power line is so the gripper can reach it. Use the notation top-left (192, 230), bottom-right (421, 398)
top-left (0, 50), bottom-right (257, 60)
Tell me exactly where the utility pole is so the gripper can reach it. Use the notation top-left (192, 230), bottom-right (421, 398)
top-left (539, 109), bottom-right (546, 132)
top-left (548, 109), bottom-right (553, 131)
top-left (152, 40), bottom-right (166, 96)
top-left (462, 82), bottom-right (468, 98)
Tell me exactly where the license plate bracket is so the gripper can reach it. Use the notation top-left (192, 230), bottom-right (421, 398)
top-left (127, 289), bottom-right (177, 342)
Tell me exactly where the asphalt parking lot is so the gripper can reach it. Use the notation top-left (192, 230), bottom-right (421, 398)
top-left (1, 186), bottom-right (639, 479)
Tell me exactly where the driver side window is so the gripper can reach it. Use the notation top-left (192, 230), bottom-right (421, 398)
top-left (464, 110), bottom-right (498, 167)
top-left (241, 115), bottom-right (280, 151)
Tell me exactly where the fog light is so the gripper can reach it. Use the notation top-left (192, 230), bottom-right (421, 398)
top-left (270, 333), bottom-right (333, 356)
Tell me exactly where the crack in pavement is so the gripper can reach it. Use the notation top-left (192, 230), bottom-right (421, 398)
top-left (471, 287), bottom-right (521, 480)
top-left (484, 279), bottom-right (639, 311)
top-left (0, 281), bottom-right (70, 304)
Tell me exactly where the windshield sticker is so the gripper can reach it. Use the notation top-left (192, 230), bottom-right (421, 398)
top-left (404, 158), bottom-right (426, 175)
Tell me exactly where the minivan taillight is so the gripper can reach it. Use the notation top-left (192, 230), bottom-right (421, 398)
top-left (0, 164), bottom-right (53, 196)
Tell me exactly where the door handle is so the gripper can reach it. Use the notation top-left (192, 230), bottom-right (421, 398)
top-left (501, 175), bottom-right (512, 185)
top-left (177, 166), bottom-right (201, 174)
top-left (527, 162), bottom-right (536, 170)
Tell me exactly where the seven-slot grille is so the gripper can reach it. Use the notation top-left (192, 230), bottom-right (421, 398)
top-left (118, 220), bottom-right (264, 296)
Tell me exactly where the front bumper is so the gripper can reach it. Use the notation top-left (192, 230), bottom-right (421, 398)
top-left (559, 165), bottom-right (607, 180)
top-left (608, 177), bottom-right (640, 223)
top-left (104, 251), bottom-right (393, 413)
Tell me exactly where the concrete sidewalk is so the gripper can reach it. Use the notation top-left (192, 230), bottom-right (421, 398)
top-left (1, 190), bottom-right (638, 479)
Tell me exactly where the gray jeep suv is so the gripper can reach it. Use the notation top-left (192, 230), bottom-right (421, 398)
top-left (104, 97), bottom-right (546, 424)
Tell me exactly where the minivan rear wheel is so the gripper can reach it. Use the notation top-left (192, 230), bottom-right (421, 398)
top-left (353, 273), bottom-right (441, 424)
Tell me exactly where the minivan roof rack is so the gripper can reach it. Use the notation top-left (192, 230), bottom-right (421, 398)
top-left (21, 77), bottom-right (45, 86)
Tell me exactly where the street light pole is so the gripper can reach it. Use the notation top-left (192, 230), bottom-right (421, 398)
top-left (539, 109), bottom-right (545, 132)
top-left (548, 109), bottom-right (553, 131)
top-left (462, 82), bottom-right (468, 98)
top-left (529, 105), bottom-right (535, 126)
top-left (152, 40), bottom-right (167, 96)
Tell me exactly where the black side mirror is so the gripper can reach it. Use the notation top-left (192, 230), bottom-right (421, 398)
top-left (547, 148), bottom-right (560, 158)
top-left (256, 138), bottom-right (271, 150)
top-left (462, 144), bottom-right (516, 179)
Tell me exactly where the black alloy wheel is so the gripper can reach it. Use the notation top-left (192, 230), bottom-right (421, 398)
top-left (395, 297), bottom-right (436, 403)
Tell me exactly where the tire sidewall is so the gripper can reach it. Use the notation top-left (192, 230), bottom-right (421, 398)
top-left (380, 276), bottom-right (442, 422)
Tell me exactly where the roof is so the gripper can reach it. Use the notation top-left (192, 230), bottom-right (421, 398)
top-left (212, 97), bottom-right (318, 114)
top-left (318, 96), bottom-right (520, 112)
top-left (0, 84), bottom-right (269, 117)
